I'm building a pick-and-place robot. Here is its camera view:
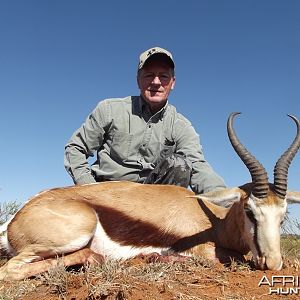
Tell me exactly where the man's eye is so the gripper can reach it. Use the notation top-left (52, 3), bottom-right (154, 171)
top-left (144, 74), bottom-right (153, 79)
top-left (160, 75), bottom-right (170, 80)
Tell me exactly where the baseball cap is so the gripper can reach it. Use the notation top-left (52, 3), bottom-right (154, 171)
top-left (138, 47), bottom-right (175, 70)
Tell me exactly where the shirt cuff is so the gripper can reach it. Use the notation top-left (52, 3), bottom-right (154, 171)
top-left (75, 173), bottom-right (96, 185)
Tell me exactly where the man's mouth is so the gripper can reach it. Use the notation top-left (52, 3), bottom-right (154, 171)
top-left (149, 89), bottom-right (161, 93)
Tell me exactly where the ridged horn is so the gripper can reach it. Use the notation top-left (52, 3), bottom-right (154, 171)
top-left (273, 114), bottom-right (300, 199)
top-left (227, 112), bottom-right (269, 199)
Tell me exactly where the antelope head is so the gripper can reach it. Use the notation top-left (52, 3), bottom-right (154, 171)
top-left (227, 112), bottom-right (300, 270)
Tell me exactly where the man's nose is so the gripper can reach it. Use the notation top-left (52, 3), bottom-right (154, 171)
top-left (152, 76), bottom-right (161, 84)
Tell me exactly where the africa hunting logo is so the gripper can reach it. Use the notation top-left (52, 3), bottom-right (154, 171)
top-left (258, 275), bottom-right (299, 295)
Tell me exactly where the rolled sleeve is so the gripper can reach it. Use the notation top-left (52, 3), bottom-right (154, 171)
top-left (64, 101), bottom-right (110, 184)
top-left (174, 119), bottom-right (226, 194)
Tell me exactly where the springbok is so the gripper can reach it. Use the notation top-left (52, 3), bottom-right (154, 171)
top-left (1, 113), bottom-right (300, 281)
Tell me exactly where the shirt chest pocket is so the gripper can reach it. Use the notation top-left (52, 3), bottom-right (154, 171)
top-left (110, 131), bottom-right (134, 162)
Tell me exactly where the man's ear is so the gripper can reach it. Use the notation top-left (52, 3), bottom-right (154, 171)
top-left (171, 76), bottom-right (176, 90)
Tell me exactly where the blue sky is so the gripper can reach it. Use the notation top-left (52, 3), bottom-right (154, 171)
top-left (0, 0), bottom-right (300, 223)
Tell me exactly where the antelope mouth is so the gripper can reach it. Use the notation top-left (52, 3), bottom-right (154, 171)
top-left (255, 256), bottom-right (283, 271)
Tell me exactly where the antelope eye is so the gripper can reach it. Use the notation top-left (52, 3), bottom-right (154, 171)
top-left (280, 218), bottom-right (285, 226)
top-left (281, 215), bottom-right (288, 226)
top-left (244, 207), bottom-right (256, 223)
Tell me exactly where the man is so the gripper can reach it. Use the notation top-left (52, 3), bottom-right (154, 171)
top-left (64, 47), bottom-right (226, 194)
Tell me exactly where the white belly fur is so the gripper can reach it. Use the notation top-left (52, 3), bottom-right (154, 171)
top-left (89, 219), bottom-right (171, 260)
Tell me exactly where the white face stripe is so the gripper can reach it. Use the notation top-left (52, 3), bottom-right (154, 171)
top-left (89, 218), bottom-right (172, 260)
top-left (245, 195), bottom-right (287, 269)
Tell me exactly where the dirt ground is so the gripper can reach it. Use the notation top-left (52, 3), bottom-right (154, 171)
top-left (1, 256), bottom-right (299, 300)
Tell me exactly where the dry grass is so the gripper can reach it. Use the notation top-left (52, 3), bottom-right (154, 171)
top-left (0, 250), bottom-right (299, 299)
top-left (80, 256), bottom-right (218, 299)
top-left (281, 214), bottom-right (300, 271)
top-left (0, 279), bottom-right (37, 300)
top-left (0, 257), bottom-right (223, 299)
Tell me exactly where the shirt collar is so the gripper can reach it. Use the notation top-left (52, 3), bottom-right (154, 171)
top-left (139, 96), bottom-right (168, 120)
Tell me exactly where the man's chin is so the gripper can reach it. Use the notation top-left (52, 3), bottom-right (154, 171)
top-left (142, 97), bottom-right (167, 112)
top-left (147, 99), bottom-right (167, 107)
top-left (145, 94), bottom-right (166, 102)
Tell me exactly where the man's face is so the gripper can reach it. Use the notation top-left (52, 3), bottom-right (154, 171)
top-left (137, 59), bottom-right (175, 113)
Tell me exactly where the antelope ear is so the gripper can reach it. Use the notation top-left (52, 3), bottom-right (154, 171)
top-left (194, 188), bottom-right (243, 208)
top-left (286, 191), bottom-right (300, 204)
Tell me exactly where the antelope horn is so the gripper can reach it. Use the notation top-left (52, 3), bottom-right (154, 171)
top-left (273, 114), bottom-right (300, 199)
top-left (227, 112), bottom-right (269, 199)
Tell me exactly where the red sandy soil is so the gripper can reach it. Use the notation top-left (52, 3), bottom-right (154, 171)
top-left (1, 256), bottom-right (299, 300)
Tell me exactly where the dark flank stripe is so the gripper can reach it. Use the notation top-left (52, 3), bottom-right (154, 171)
top-left (95, 205), bottom-right (216, 254)
top-left (96, 205), bottom-right (181, 248)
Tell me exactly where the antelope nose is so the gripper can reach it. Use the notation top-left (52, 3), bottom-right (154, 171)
top-left (266, 256), bottom-right (283, 270)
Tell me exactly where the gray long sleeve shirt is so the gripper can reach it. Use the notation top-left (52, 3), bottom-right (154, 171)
top-left (64, 96), bottom-right (226, 194)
